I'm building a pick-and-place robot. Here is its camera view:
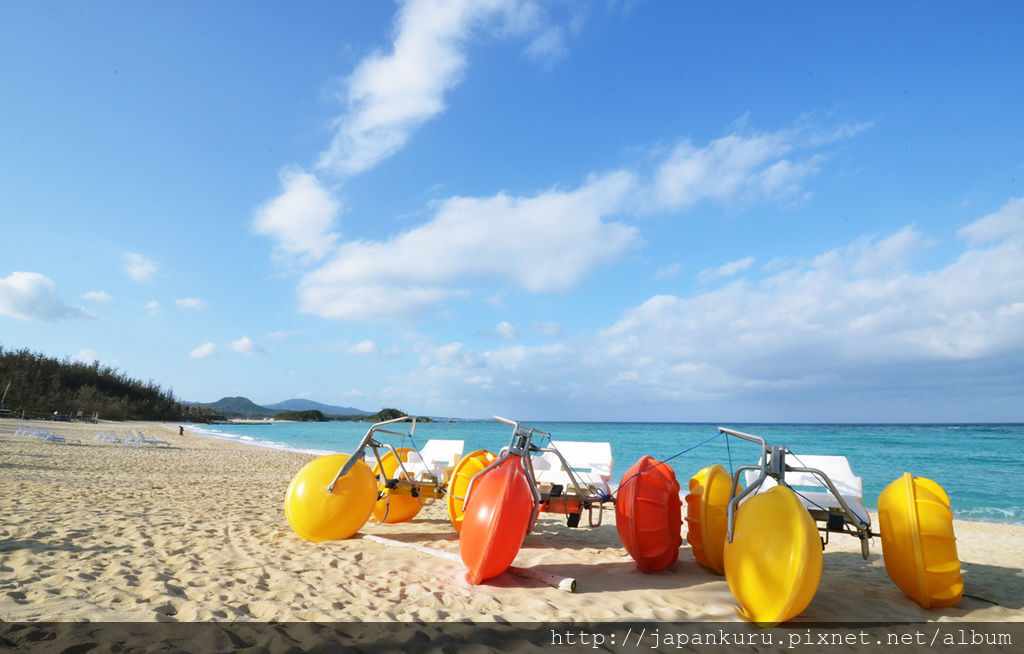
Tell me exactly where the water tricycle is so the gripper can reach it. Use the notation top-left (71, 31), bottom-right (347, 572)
top-left (284, 416), bottom-right (495, 541)
top-left (684, 427), bottom-right (963, 625)
top-left (459, 416), bottom-right (682, 583)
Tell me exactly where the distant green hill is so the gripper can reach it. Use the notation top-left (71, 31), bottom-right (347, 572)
top-left (187, 396), bottom-right (373, 419)
top-left (190, 396), bottom-right (275, 418)
top-left (274, 409), bottom-right (327, 422)
top-left (264, 398), bottom-right (370, 416)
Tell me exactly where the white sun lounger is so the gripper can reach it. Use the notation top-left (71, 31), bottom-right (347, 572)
top-left (18, 424), bottom-right (63, 442)
top-left (530, 440), bottom-right (613, 496)
top-left (134, 430), bottom-right (171, 447)
top-left (402, 439), bottom-right (465, 483)
top-left (743, 453), bottom-right (870, 526)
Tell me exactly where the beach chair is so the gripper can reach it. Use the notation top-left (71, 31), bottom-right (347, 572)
top-left (118, 431), bottom-right (141, 446)
top-left (742, 452), bottom-right (871, 546)
top-left (531, 440), bottom-right (613, 494)
top-left (134, 430), bottom-right (170, 447)
top-left (528, 439), bottom-right (614, 527)
top-left (22, 425), bottom-right (60, 441)
top-left (402, 439), bottom-right (464, 484)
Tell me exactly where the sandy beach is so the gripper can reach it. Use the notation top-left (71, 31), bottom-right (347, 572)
top-left (2, 420), bottom-right (1022, 651)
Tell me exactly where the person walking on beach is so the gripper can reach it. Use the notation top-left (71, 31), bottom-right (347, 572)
top-left (179, 425), bottom-right (184, 436)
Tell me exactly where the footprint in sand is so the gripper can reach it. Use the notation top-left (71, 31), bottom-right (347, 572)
top-left (7, 590), bottom-right (28, 603)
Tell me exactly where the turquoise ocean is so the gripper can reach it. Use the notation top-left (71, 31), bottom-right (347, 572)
top-left (187, 420), bottom-right (1024, 525)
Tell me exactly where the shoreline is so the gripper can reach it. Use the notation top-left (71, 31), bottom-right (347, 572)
top-left (178, 421), bottom-right (337, 457)
top-left (2, 419), bottom-right (1022, 629)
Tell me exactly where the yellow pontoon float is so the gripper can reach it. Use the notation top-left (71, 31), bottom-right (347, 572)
top-left (686, 427), bottom-right (963, 625)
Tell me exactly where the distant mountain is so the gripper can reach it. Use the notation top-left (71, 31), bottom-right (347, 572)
top-left (187, 396), bottom-right (371, 418)
top-left (191, 396), bottom-right (275, 417)
top-left (264, 398), bottom-right (371, 416)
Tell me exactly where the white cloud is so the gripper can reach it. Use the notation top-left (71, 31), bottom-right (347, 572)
top-left (317, 0), bottom-right (566, 177)
top-left (379, 202), bottom-right (1024, 420)
top-left (958, 196), bottom-right (1024, 244)
top-left (122, 252), bottom-right (157, 283)
top-left (496, 321), bottom-right (519, 340)
top-left (698, 256), bottom-right (755, 283)
top-left (253, 168), bottom-right (340, 264)
top-left (477, 321), bottom-right (521, 339)
top-left (498, 0), bottom-right (577, 64)
top-left (379, 339), bottom-right (579, 416)
top-left (348, 340), bottom-right (378, 356)
top-left (598, 213), bottom-right (1024, 401)
top-left (653, 262), bottom-right (683, 280)
top-left (530, 321), bottom-right (564, 337)
top-left (844, 226), bottom-right (934, 275)
top-left (175, 297), bottom-right (208, 310)
top-left (289, 118), bottom-right (861, 323)
top-left (72, 349), bottom-right (98, 364)
top-left (144, 300), bottom-right (162, 316)
top-left (318, 0), bottom-right (493, 175)
top-left (268, 329), bottom-right (308, 341)
top-left (0, 272), bottom-right (91, 321)
top-left (648, 127), bottom-right (830, 212)
top-left (81, 290), bottom-right (112, 303)
top-left (418, 342), bottom-right (484, 369)
top-left (229, 336), bottom-right (265, 356)
top-left (298, 171), bottom-right (639, 321)
top-left (347, 339), bottom-right (399, 358)
top-left (523, 25), bottom-right (568, 63)
top-left (189, 343), bottom-right (216, 359)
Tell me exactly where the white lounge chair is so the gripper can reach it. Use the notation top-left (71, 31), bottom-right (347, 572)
top-left (134, 430), bottom-right (170, 447)
top-left (20, 424), bottom-right (60, 441)
top-left (531, 440), bottom-right (613, 496)
top-left (403, 439), bottom-right (464, 484)
top-left (743, 453), bottom-right (870, 527)
top-left (94, 431), bottom-right (121, 443)
top-left (42, 431), bottom-right (67, 443)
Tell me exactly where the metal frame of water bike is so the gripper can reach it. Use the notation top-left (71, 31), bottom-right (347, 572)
top-left (327, 416), bottom-right (444, 503)
top-left (720, 427), bottom-right (874, 559)
top-left (464, 416), bottom-right (613, 530)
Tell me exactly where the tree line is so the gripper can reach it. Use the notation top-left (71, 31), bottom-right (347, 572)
top-left (0, 346), bottom-right (218, 422)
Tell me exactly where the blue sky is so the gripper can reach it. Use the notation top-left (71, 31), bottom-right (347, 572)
top-left (2, 1), bottom-right (1023, 421)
